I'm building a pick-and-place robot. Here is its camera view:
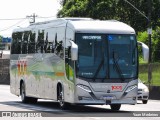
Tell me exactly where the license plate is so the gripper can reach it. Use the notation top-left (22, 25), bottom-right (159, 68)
top-left (103, 96), bottom-right (113, 100)
top-left (106, 100), bottom-right (111, 104)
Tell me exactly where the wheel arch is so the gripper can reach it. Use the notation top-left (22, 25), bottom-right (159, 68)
top-left (57, 82), bottom-right (64, 101)
top-left (20, 79), bottom-right (24, 95)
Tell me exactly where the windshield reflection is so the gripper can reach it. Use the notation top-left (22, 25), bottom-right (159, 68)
top-left (76, 33), bottom-right (137, 81)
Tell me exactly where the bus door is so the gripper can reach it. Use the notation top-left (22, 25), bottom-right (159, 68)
top-left (65, 46), bottom-right (75, 81)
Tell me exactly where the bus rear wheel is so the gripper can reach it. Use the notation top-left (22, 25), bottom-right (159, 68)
top-left (20, 82), bottom-right (37, 103)
top-left (110, 104), bottom-right (121, 111)
top-left (20, 82), bottom-right (29, 103)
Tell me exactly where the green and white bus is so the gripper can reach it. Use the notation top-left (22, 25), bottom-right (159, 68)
top-left (10, 18), bottom-right (149, 110)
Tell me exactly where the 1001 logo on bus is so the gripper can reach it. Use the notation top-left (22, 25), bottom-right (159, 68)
top-left (17, 60), bottom-right (27, 76)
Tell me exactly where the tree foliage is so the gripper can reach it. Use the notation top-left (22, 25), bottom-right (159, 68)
top-left (57, 0), bottom-right (160, 32)
top-left (58, 0), bottom-right (160, 62)
top-left (138, 27), bottom-right (160, 62)
top-left (152, 27), bottom-right (160, 62)
top-left (0, 35), bottom-right (3, 42)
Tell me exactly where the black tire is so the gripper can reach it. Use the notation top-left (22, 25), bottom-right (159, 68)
top-left (20, 82), bottom-right (38, 103)
top-left (142, 100), bottom-right (148, 104)
top-left (110, 104), bottom-right (121, 111)
top-left (29, 97), bottom-right (38, 104)
top-left (57, 85), bottom-right (68, 109)
top-left (20, 82), bottom-right (29, 103)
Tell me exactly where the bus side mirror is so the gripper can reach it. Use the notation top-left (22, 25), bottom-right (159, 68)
top-left (69, 40), bottom-right (78, 61)
top-left (138, 41), bottom-right (149, 62)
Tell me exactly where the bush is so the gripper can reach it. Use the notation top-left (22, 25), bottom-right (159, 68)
top-left (137, 27), bottom-right (160, 62)
top-left (139, 63), bottom-right (160, 86)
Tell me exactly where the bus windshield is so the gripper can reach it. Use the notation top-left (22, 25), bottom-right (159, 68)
top-left (76, 33), bottom-right (138, 81)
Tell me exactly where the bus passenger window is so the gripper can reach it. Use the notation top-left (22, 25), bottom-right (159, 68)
top-left (45, 42), bottom-right (53, 53)
top-left (36, 30), bottom-right (44, 53)
top-left (28, 32), bottom-right (36, 53)
top-left (11, 32), bottom-right (23, 54)
top-left (22, 31), bottom-right (29, 54)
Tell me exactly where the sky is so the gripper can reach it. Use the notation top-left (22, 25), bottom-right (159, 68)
top-left (0, 0), bottom-right (61, 37)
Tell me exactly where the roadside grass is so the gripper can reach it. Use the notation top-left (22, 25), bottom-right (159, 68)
top-left (139, 63), bottom-right (160, 86)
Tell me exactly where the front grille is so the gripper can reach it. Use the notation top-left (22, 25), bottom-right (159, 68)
top-left (143, 96), bottom-right (148, 99)
top-left (138, 96), bottom-right (142, 99)
top-left (138, 89), bottom-right (142, 91)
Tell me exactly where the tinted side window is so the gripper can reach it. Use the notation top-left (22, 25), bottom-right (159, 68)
top-left (44, 32), bottom-right (53, 53)
top-left (36, 30), bottom-right (44, 53)
top-left (55, 33), bottom-right (64, 59)
top-left (11, 32), bottom-right (23, 54)
top-left (28, 31), bottom-right (36, 53)
top-left (22, 31), bottom-right (30, 54)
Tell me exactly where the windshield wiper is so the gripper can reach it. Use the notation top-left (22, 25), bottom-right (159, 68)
top-left (112, 50), bottom-right (125, 82)
top-left (93, 57), bottom-right (104, 81)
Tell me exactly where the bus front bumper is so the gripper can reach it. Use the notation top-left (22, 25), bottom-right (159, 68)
top-left (75, 85), bottom-right (137, 105)
top-left (75, 97), bottom-right (137, 105)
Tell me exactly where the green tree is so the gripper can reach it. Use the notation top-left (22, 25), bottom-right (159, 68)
top-left (138, 27), bottom-right (160, 62)
top-left (58, 0), bottom-right (160, 62)
top-left (0, 35), bottom-right (3, 42)
top-left (58, 0), bottom-right (160, 32)
top-left (152, 27), bottom-right (160, 62)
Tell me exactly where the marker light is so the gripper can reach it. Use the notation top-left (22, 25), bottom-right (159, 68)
top-left (77, 84), bottom-right (91, 93)
top-left (125, 85), bottom-right (137, 93)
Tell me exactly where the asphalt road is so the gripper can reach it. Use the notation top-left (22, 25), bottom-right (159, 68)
top-left (0, 85), bottom-right (160, 119)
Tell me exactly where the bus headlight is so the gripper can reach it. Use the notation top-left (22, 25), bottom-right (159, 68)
top-left (77, 84), bottom-right (91, 93)
top-left (143, 87), bottom-right (149, 92)
top-left (125, 85), bottom-right (137, 93)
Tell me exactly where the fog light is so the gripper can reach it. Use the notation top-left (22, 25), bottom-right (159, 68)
top-left (78, 96), bottom-right (82, 100)
top-left (77, 84), bottom-right (91, 93)
top-left (133, 97), bottom-right (136, 100)
top-left (125, 85), bottom-right (137, 93)
top-left (78, 96), bottom-right (92, 100)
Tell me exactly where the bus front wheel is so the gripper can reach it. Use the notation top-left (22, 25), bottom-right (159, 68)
top-left (57, 85), bottom-right (68, 109)
top-left (142, 100), bottom-right (148, 104)
top-left (110, 104), bottom-right (121, 111)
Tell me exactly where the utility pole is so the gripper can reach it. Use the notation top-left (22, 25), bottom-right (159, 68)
top-left (148, 0), bottom-right (152, 89)
top-left (124, 0), bottom-right (152, 89)
top-left (26, 13), bottom-right (37, 24)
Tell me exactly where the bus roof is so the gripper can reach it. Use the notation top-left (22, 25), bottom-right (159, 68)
top-left (12, 18), bottom-right (135, 34)
top-left (69, 20), bottom-right (135, 34)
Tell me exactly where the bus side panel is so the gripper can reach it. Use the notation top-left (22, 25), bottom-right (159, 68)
top-left (42, 53), bottom-right (61, 100)
top-left (25, 54), bottom-right (38, 97)
top-left (10, 54), bottom-right (26, 96)
top-left (24, 53), bottom-right (66, 100)
top-left (10, 54), bottom-right (19, 95)
top-left (63, 26), bottom-right (76, 103)
top-left (10, 22), bottom-right (76, 103)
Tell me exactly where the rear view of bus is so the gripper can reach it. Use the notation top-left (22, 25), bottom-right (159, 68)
top-left (70, 20), bottom-right (141, 110)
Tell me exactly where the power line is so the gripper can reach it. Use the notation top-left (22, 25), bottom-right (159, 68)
top-left (0, 17), bottom-right (27, 21)
top-left (124, 0), bottom-right (148, 20)
top-left (0, 15), bottom-right (56, 21)
top-left (0, 14), bottom-right (57, 32)
top-left (26, 13), bottom-right (38, 24)
top-left (26, 14), bottom-right (57, 24)
top-left (37, 15), bottom-right (56, 18)
top-left (0, 19), bottom-right (27, 32)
